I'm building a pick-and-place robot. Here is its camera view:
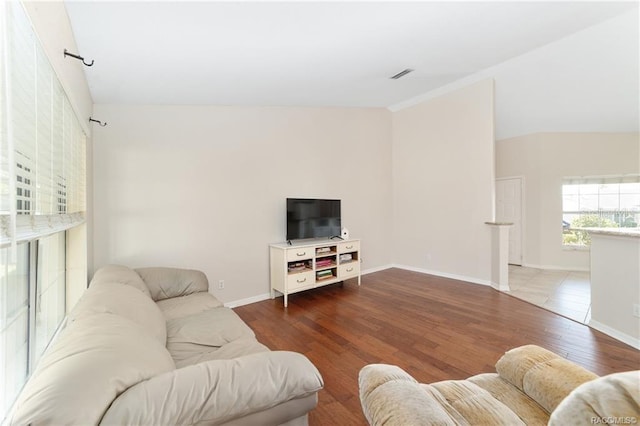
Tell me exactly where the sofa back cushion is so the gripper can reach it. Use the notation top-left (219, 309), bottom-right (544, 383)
top-left (9, 313), bottom-right (175, 425)
top-left (91, 264), bottom-right (152, 297)
top-left (156, 292), bottom-right (224, 322)
top-left (70, 281), bottom-right (167, 346)
top-left (495, 345), bottom-right (598, 413)
top-left (135, 267), bottom-right (209, 301)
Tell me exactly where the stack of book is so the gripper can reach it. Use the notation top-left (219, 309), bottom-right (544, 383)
top-left (316, 247), bottom-right (332, 255)
top-left (316, 258), bottom-right (333, 268)
top-left (316, 270), bottom-right (333, 281)
top-left (339, 253), bottom-right (353, 263)
top-left (288, 262), bottom-right (308, 273)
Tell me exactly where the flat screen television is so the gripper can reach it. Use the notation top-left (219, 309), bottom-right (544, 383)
top-left (286, 198), bottom-right (341, 241)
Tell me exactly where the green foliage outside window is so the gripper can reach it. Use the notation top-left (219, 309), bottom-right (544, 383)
top-left (562, 214), bottom-right (619, 246)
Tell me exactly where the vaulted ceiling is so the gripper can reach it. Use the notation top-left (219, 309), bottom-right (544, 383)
top-left (65, 1), bottom-right (638, 112)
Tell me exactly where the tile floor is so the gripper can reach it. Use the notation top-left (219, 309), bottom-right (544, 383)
top-left (505, 265), bottom-right (591, 324)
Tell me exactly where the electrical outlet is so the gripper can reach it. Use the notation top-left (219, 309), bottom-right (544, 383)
top-left (633, 304), bottom-right (640, 318)
top-left (218, 280), bottom-right (225, 290)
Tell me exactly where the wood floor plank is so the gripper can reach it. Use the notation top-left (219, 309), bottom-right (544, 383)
top-left (234, 268), bottom-right (640, 425)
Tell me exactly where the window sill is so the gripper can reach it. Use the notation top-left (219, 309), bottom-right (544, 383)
top-left (562, 245), bottom-right (590, 252)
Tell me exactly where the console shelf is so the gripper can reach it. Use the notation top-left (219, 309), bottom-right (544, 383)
top-left (269, 239), bottom-right (361, 307)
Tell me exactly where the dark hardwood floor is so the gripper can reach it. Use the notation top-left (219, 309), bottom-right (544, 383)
top-left (233, 268), bottom-right (640, 425)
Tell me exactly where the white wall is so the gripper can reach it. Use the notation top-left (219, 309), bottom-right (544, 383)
top-left (386, 8), bottom-right (637, 275)
top-left (392, 79), bottom-right (495, 284)
top-left (496, 132), bottom-right (640, 271)
top-left (92, 105), bottom-right (392, 304)
top-left (590, 233), bottom-right (640, 349)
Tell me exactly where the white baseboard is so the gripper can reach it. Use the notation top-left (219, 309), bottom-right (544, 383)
top-left (361, 264), bottom-right (394, 275)
top-left (225, 293), bottom-right (271, 308)
top-left (588, 319), bottom-right (640, 350)
top-left (392, 264), bottom-right (493, 287)
top-left (521, 263), bottom-right (590, 273)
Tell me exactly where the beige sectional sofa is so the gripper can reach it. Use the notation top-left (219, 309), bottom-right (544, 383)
top-left (9, 265), bottom-right (323, 425)
top-left (359, 344), bottom-right (639, 425)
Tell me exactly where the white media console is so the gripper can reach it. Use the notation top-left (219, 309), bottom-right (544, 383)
top-left (269, 238), bottom-right (361, 307)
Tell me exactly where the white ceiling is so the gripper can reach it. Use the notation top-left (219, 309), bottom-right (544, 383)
top-left (64, 1), bottom-right (637, 108)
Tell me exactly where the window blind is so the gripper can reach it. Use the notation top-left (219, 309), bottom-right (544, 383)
top-left (0, 2), bottom-right (86, 248)
top-left (0, 0), bottom-right (9, 220)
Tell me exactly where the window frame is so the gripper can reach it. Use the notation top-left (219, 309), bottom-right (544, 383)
top-left (1, 232), bottom-right (70, 421)
top-left (0, 2), bottom-right (86, 421)
top-left (562, 176), bottom-right (640, 247)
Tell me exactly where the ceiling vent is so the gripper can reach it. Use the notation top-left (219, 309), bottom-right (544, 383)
top-left (390, 68), bottom-right (414, 80)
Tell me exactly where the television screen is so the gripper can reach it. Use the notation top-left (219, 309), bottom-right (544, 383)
top-left (286, 198), bottom-right (341, 241)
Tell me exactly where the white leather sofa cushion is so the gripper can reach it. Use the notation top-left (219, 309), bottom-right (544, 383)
top-left (91, 264), bottom-right (152, 297)
top-left (136, 266), bottom-right (209, 301)
top-left (175, 337), bottom-right (270, 368)
top-left (101, 351), bottom-right (324, 425)
top-left (166, 306), bottom-right (262, 366)
top-left (69, 281), bottom-right (167, 345)
top-left (157, 292), bottom-right (224, 321)
top-left (9, 313), bottom-right (175, 425)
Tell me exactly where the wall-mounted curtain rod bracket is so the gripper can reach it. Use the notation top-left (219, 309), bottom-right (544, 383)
top-left (64, 49), bottom-right (94, 67)
top-left (89, 117), bottom-right (107, 127)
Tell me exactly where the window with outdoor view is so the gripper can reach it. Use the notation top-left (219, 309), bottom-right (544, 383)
top-left (0, 2), bottom-right (86, 421)
top-left (562, 177), bottom-right (640, 247)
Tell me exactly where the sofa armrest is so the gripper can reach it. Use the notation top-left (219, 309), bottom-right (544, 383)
top-left (135, 267), bottom-right (210, 301)
top-left (100, 351), bottom-right (323, 425)
top-left (495, 345), bottom-right (598, 413)
top-left (358, 364), bottom-right (458, 426)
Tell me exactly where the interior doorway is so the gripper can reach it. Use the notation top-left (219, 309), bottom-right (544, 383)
top-left (496, 177), bottom-right (523, 265)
